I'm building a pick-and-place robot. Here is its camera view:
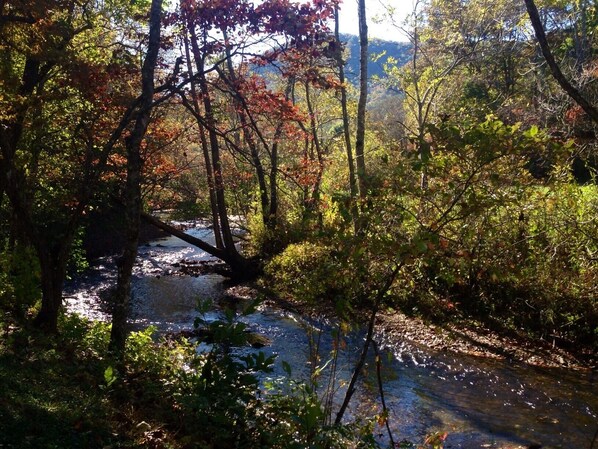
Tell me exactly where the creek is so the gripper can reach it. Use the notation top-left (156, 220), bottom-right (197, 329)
top-left (65, 224), bottom-right (598, 449)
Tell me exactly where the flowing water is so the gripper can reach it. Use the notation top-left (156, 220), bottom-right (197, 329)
top-left (66, 225), bottom-right (598, 449)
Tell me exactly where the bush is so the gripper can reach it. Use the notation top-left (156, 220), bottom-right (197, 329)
top-left (172, 301), bottom-right (374, 448)
top-left (0, 243), bottom-right (40, 319)
top-left (245, 211), bottom-right (315, 258)
top-left (389, 178), bottom-right (598, 347)
top-left (265, 241), bottom-right (352, 305)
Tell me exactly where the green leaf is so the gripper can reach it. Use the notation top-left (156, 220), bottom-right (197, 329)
top-left (415, 239), bottom-right (428, 254)
top-left (525, 125), bottom-right (539, 138)
top-left (420, 141), bottom-right (431, 164)
top-left (104, 366), bottom-right (116, 387)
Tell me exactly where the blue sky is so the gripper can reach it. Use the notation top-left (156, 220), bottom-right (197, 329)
top-left (337, 0), bottom-right (412, 41)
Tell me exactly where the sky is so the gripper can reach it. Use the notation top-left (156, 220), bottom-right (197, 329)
top-left (337, 0), bottom-right (412, 41)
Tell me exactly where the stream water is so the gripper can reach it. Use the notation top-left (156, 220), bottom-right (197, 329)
top-left (65, 225), bottom-right (598, 449)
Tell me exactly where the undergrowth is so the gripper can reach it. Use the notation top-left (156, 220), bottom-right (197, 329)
top-left (0, 311), bottom-right (377, 449)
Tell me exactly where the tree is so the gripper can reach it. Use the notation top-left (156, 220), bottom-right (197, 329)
top-left (171, 0), bottom-right (337, 256)
top-left (181, 24), bottom-right (224, 249)
top-left (110, 0), bottom-right (163, 354)
top-left (0, 0), bottom-right (152, 331)
top-left (355, 0), bottom-right (369, 204)
top-left (333, 5), bottom-right (359, 231)
top-left (182, 19), bottom-right (245, 270)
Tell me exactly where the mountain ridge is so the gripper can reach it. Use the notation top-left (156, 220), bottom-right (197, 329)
top-left (340, 33), bottom-right (411, 82)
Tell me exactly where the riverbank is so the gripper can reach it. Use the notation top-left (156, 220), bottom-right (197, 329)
top-left (223, 283), bottom-right (597, 371)
top-left (83, 212), bottom-right (596, 371)
top-left (221, 281), bottom-right (598, 448)
top-left (55, 228), bottom-right (598, 449)
top-left (0, 308), bottom-right (374, 449)
top-left (377, 311), bottom-right (596, 370)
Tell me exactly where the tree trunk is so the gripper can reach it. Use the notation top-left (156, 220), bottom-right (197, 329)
top-left (267, 127), bottom-right (280, 230)
top-left (188, 27), bottom-right (241, 264)
top-left (140, 210), bottom-right (226, 260)
top-left (250, 137), bottom-right (270, 225)
top-left (109, 0), bottom-right (162, 354)
top-left (201, 74), bottom-right (239, 256)
top-left (305, 81), bottom-right (325, 216)
top-left (0, 55), bottom-right (72, 332)
top-left (182, 26), bottom-right (223, 250)
top-left (32, 251), bottom-right (66, 333)
top-left (334, 6), bottom-right (359, 233)
top-left (573, 0), bottom-right (588, 72)
top-left (524, 0), bottom-right (598, 124)
top-left (267, 78), bottom-right (293, 231)
top-left (222, 30), bottom-right (270, 226)
top-left (355, 0), bottom-right (369, 204)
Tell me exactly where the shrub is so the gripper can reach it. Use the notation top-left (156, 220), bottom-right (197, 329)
top-left (265, 241), bottom-right (352, 305)
top-left (0, 243), bottom-right (40, 319)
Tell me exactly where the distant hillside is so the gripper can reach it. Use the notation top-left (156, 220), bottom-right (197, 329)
top-left (340, 33), bottom-right (412, 83)
top-left (249, 34), bottom-right (411, 85)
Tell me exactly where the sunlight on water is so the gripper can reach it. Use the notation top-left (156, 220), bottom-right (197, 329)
top-left (66, 225), bottom-right (598, 449)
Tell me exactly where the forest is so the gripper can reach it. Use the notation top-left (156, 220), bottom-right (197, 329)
top-left (0, 0), bottom-right (597, 448)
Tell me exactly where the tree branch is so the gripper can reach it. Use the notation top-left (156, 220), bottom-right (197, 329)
top-left (524, 0), bottom-right (598, 123)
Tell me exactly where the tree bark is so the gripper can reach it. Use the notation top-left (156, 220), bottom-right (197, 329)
top-left (182, 26), bottom-right (223, 250)
top-left (305, 81), bottom-right (325, 215)
top-left (267, 78), bottom-right (294, 230)
top-left (0, 56), bottom-right (67, 333)
top-left (139, 211), bottom-right (258, 277)
top-left (524, 0), bottom-right (598, 124)
top-left (32, 250), bottom-right (67, 332)
top-left (187, 27), bottom-right (242, 266)
top-left (140, 210), bottom-right (227, 259)
top-left (355, 0), bottom-right (369, 203)
top-left (334, 6), bottom-right (359, 232)
top-left (109, 0), bottom-right (162, 354)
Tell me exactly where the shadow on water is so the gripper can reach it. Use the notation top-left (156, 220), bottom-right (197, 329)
top-left (66, 225), bottom-right (598, 449)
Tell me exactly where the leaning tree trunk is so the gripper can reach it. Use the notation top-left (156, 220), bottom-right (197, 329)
top-left (109, 0), bottom-right (162, 354)
top-left (103, 206), bottom-right (259, 277)
top-left (524, 0), bottom-right (598, 124)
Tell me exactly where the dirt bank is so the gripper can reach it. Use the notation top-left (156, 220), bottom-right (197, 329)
top-left (222, 283), bottom-right (596, 370)
top-left (378, 311), bottom-right (596, 370)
